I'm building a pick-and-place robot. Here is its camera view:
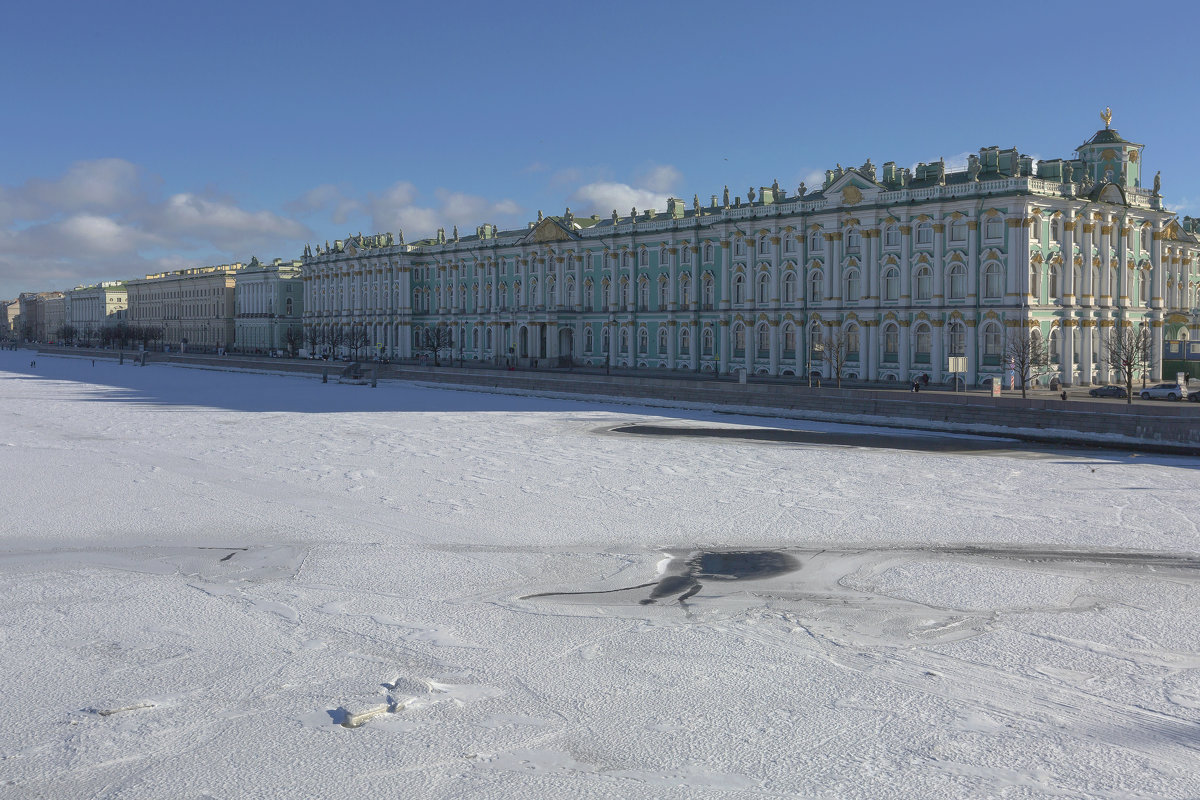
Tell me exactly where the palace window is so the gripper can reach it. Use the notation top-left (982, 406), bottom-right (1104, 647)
top-left (914, 323), bottom-right (931, 363)
top-left (639, 281), bottom-right (649, 311)
top-left (915, 266), bottom-right (932, 301)
top-left (733, 274), bottom-right (746, 304)
top-left (680, 327), bottom-right (691, 356)
top-left (1049, 266), bottom-right (1060, 300)
top-left (884, 267), bottom-right (899, 301)
top-left (757, 273), bottom-right (770, 304)
top-left (883, 323), bottom-right (899, 362)
top-left (658, 327), bottom-right (667, 354)
top-left (809, 270), bottom-right (823, 302)
top-left (916, 222), bottom-right (933, 245)
top-left (845, 269), bottom-right (861, 302)
top-left (846, 229), bottom-right (861, 253)
top-left (734, 239), bottom-right (746, 256)
top-left (784, 237), bottom-right (796, 254)
top-left (638, 327), bottom-right (648, 354)
top-left (948, 321), bottom-right (965, 355)
top-left (756, 324), bottom-right (769, 357)
top-left (782, 272), bottom-right (797, 303)
top-left (758, 238), bottom-right (770, 255)
top-left (733, 323), bottom-right (746, 355)
top-left (984, 218), bottom-right (1003, 240)
top-left (884, 224), bottom-right (900, 247)
top-left (703, 327), bottom-right (714, 356)
top-left (702, 276), bottom-right (714, 309)
top-left (658, 280), bottom-right (669, 309)
top-left (1050, 218), bottom-right (1060, 242)
top-left (1141, 227), bottom-right (1150, 251)
top-left (809, 231), bottom-right (823, 251)
top-left (948, 264), bottom-right (966, 300)
top-left (585, 327), bottom-right (594, 353)
top-left (704, 243), bottom-right (714, 262)
top-left (984, 322), bottom-right (1003, 362)
top-left (984, 263), bottom-right (1003, 299)
top-left (846, 325), bottom-right (860, 361)
top-left (1031, 221), bottom-right (1041, 242)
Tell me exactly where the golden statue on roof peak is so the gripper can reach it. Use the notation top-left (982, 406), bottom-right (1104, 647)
top-left (1101, 107), bottom-right (1112, 129)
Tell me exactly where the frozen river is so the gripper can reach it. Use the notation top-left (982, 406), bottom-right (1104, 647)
top-left (2, 351), bottom-right (1198, 798)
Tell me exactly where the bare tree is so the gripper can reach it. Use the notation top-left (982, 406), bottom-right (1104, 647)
top-left (823, 326), bottom-right (848, 389)
top-left (327, 326), bottom-right (346, 357)
top-left (420, 325), bottom-right (454, 366)
top-left (304, 325), bottom-right (322, 357)
top-left (345, 325), bottom-right (371, 360)
top-left (1103, 323), bottom-right (1152, 405)
top-left (1005, 325), bottom-right (1050, 399)
top-left (284, 325), bottom-right (302, 357)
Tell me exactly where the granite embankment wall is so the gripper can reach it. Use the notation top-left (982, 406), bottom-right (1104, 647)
top-left (37, 347), bottom-right (1200, 453)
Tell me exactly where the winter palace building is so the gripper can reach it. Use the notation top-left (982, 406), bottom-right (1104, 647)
top-left (302, 116), bottom-right (1200, 387)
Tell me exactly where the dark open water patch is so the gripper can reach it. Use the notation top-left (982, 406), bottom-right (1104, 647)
top-left (522, 549), bottom-right (799, 605)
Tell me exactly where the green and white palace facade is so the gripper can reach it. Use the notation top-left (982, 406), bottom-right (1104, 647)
top-left (302, 120), bottom-right (1200, 386)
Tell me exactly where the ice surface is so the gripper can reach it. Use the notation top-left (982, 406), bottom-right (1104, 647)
top-left (2, 351), bottom-right (1199, 799)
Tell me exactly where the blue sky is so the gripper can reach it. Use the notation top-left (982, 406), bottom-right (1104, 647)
top-left (3, 0), bottom-right (1198, 299)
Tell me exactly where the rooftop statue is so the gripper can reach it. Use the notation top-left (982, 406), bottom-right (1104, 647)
top-left (613, 209), bottom-right (620, 225)
top-left (723, 186), bottom-right (730, 207)
top-left (1101, 107), bottom-right (1113, 129)
top-left (1154, 170), bottom-right (1161, 194)
top-left (772, 178), bottom-right (780, 196)
top-left (797, 182), bottom-right (806, 196)
top-left (747, 187), bottom-right (755, 202)
top-left (1062, 162), bottom-right (1073, 184)
top-left (397, 229), bottom-right (405, 245)
top-left (693, 194), bottom-right (700, 215)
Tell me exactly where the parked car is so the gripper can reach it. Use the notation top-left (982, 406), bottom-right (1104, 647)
top-left (1140, 383), bottom-right (1184, 401)
top-left (1089, 385), bottom-right (1128, 398)
top-left (1189, 391), bottom-right (1200, 403)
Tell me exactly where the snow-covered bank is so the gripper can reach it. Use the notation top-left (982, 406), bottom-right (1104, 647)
top-left (2, 351), bottom-right (1198, 799)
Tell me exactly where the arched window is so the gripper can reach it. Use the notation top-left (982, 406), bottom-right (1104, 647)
top-left (1140, 268), bottom-right (1150, 305)
top-left (809, 270), bottom-right (823, 302)
top-left (884, 267), bottom-right (899, 301)
top-left (756, 324), bottom-right (769, 355)
top-left (948, 263), bottom-right (966, 300)
top-left (639, 249), bottom-right (648, 267)
top-left (733, 274), bottom-right (746, 304)
top-left (584, 326), bottom-right (594, 353)
top-left (883, 323), bottom-right (899, 363)
top-left (734, 239), bottom-right (746, 256)
top-left (679, 274), bottom-right (690, 306)
top-left (984, 263), bottom-right (1003, 299)
top-left (638, 279), bottom-right (649, 310)
top-left (486, 327), bottom-right (493, 350)
top-left (658, 327), bottom-right (668, 353)
top-left (285, 297), bottom-right (293, 315)
top-left (757, 273), bottom-right (770, 304)
top-left (916, 222), bottom-right (933, 245)
top-left (1050, 218), bottom-right (1060, 241)
top-left (658, 279), bottom-right (669, 309)
top-left (947, 321), bottom-right (965, 355)
top-left (784, 236), bottom-right (796, 254)
top-left (950, 219), bottom-right (967, 242)
top-left (702, 275), bottom-right (714, 308)
top-left (846, 325), bottom-right (860, 360)
top-left (914, 323), bottom-right (932, 361)
top-left (704, 243), bottom-right (713, 262)
top-left (583, 279), bottom-right (594, 312)
top-left (733, 323), bottom-right (746, 354)
top-left (659, 247), bottom-right (668, 264)
top-left (472, 327), bottom-right (479, 349)
top-left (638, 327), bottom-right (648, 354)
top-left (783, 272), bottom-right (797, 303)
top-left (984, 217), bottom-right (1003, 240)
top-left (845, 269), bottom-right (861, 302)
top-left (758, 238), bottom-right (770, 255)
top-left (809, 231), bottom-right (823, 251)
top-left (1141, 227), bottom-right (1150, 252)
top-left (846, 229), bottom-right (861, 253)
top-left (915, 266), bottom-right (932, 300)
top-left (984, 322), bottom-right (1003, 360)
top-left (619, 327), bottom-right (629, 353)
top-left (884, 224), bottom-right (900, 247)
top-left (1049, 266), bottom-right (1060, 300)
top-left (1048, 327), bottom-right (1061, 363)
top-left (782, 323), bottom-right (796, 355)
top-left (702, 327), bottom-right (714, 356)
top-left (680, 327), bottom-right (691, 356)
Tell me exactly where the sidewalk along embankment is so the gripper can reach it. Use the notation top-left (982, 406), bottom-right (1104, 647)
top-left (35, 346), bottom-right (1200, 454)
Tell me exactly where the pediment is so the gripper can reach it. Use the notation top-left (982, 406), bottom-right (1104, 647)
top-left (824, 170), bottom-right (884, 207)
top-left (520, 217), bottom-right (579, 244)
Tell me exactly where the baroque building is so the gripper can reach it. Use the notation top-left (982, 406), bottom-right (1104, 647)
top-left (65, 282), bottom-right (128, 334)
top-left (233, 257), bottom-right (304, 354)
top-left (312, 119), bottom-right (1196, 384)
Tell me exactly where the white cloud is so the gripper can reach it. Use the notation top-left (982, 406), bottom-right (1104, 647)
top-left (635, 165), bottom-right (682, 194)
top-left (0, 159), bottom-right (316, 298)
top-left (568, 182), bottom-right (672, 216)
